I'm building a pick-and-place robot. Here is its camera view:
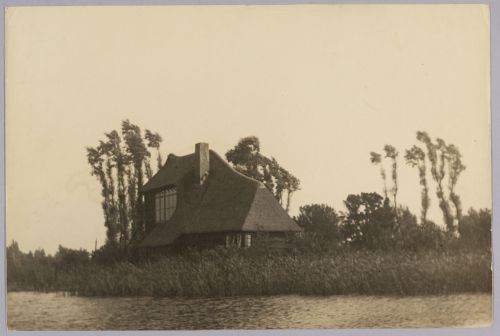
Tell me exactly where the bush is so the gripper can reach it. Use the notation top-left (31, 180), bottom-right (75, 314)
top-left (294, 204), bottom-right (343, 244)
top-left (459, 208), bottom-right (491, 250)
top-left (342, 193), bottom-right (399, 250)
top-left (91, 243), bottom-right (125, 265)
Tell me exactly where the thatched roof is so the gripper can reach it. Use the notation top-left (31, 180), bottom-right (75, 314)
top-left (142, 153), bottom-right (195, 192)
top-left (138, 148), bottom-right (301, 248)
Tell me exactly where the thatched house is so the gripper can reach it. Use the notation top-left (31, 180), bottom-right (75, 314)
top-left (136, 143), bottom-right (302, 254)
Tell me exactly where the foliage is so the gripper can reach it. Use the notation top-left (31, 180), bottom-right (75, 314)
top-left (397, 211), bottom-right (448, 251)
top-left (91, 243), bottom-right (125, 265)
top-left (286, 232), bottom-right (340, 254)
top-left (7, 241), bottom-right (53, 290)
top-left (293, 198), bottom-right (490, 254)
top-left (144, 130), bottom-right (163, 171)
top-left (405, 145), bottom-right (430, 224)
top-left (396, 205), bottom-right (419, 249)
top-left (294, 204), bottom-right (342, 244)
top-left (415, 132), bottom-right (466, 232)
top-left (384, 145), bottom-right (399, 209)
top-left (369, 145), bottom-right (400, 211)
top-left (6, 242), bottom-right (89, 291)
top-left (458, 208), bottom-right (491, 250)
top-left (86, 120), bottom-right (163, 252)
top-left (226, 136), bottom-right (300, 212)
top-left (54, 245), bottom-right (90, 271)
top-left (342, 192), bottom-right (398, 249)
top-left (369, 152), bottom-right (388, 199)
top-left (446, 144), bottom-right (466, 221)
top-left (291, 199), bottom-right (460, 253)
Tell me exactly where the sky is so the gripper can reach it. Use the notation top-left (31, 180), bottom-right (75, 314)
top-left (5, 5), bottom-right (491, 254)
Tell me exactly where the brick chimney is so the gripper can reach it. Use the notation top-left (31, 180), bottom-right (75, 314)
top-left (195, 143), bottom-right (209, 185)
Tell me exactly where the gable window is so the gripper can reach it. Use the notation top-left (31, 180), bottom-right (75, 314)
top-left (155, 187), bottom-right (177, 223)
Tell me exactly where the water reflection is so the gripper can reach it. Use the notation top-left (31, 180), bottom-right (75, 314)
top-left (8, 292), bottom-right (491, 330)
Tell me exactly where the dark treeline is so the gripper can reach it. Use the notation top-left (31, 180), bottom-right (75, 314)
top-left (7, 243), bottom-right (91, 291)
top-left (293, 201), bottom-right (491, 253)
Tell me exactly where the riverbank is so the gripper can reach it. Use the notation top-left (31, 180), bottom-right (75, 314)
top-left (8, 248), bottom-right (492, 297)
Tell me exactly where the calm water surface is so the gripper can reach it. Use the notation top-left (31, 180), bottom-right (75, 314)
top-left (8, 292), bottom-right (491, 330)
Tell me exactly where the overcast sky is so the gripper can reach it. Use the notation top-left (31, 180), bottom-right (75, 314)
top-left (6, 5), bottom-right (490, 254)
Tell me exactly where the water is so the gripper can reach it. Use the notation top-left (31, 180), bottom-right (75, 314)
top-left (7, 292), bottom-right (491, 330)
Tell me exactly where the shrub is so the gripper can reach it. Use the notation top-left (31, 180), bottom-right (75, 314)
top-left (342, 193), bottom-right (398, 250)
top-left (294, 204), bottom-right (343, 244)
top-left (459, 208), bottom-right (491, 250)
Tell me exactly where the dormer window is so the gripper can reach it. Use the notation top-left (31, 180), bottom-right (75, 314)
top-left (155, 187), bottom-right (177, 223)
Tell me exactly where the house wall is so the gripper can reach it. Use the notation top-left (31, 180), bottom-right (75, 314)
top-left (250, 232), bottom-right (292, 250)
top-left (137, 231), bottom-right (296, 257)
top-left (144, 192), bottom-right (155, 233)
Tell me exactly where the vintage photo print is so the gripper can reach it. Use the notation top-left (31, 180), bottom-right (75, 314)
top-left (5, 4), bottom-right (492, 330)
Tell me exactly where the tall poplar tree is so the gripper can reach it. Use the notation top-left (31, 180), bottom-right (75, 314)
top-left (370, 152), bottom-right (388, 200)
top-left (417, 132), bottom-right (454, 232)
top-left (446, 144), bottom-right (466, 222)
top-left (122, 120), bottom-right (150, 243)
top-left (384, 145), bottom-right (399, 211)
top-left (415, 131), bottom-right (465, 233)
top-left (86, 147), bottom-right (119, 246)
top-left (405, 145), bottom-right (430, 224)
top-left (87, 121), bottom-right (163, 253)
top-left (145, 130), bottom-right (163, 171)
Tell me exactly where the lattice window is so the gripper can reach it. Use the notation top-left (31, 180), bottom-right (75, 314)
top-left (155, 187), bottom-right (177, 223)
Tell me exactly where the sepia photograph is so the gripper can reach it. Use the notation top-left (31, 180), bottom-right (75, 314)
top-left (4, 3), bottom-right (493, 331)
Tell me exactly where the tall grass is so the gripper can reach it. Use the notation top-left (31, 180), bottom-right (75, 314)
top-left (34, 248), bottom-right (492, 297)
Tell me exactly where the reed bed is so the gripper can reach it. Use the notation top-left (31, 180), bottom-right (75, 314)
top-left (46, 249), bottom-right (492, 297)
